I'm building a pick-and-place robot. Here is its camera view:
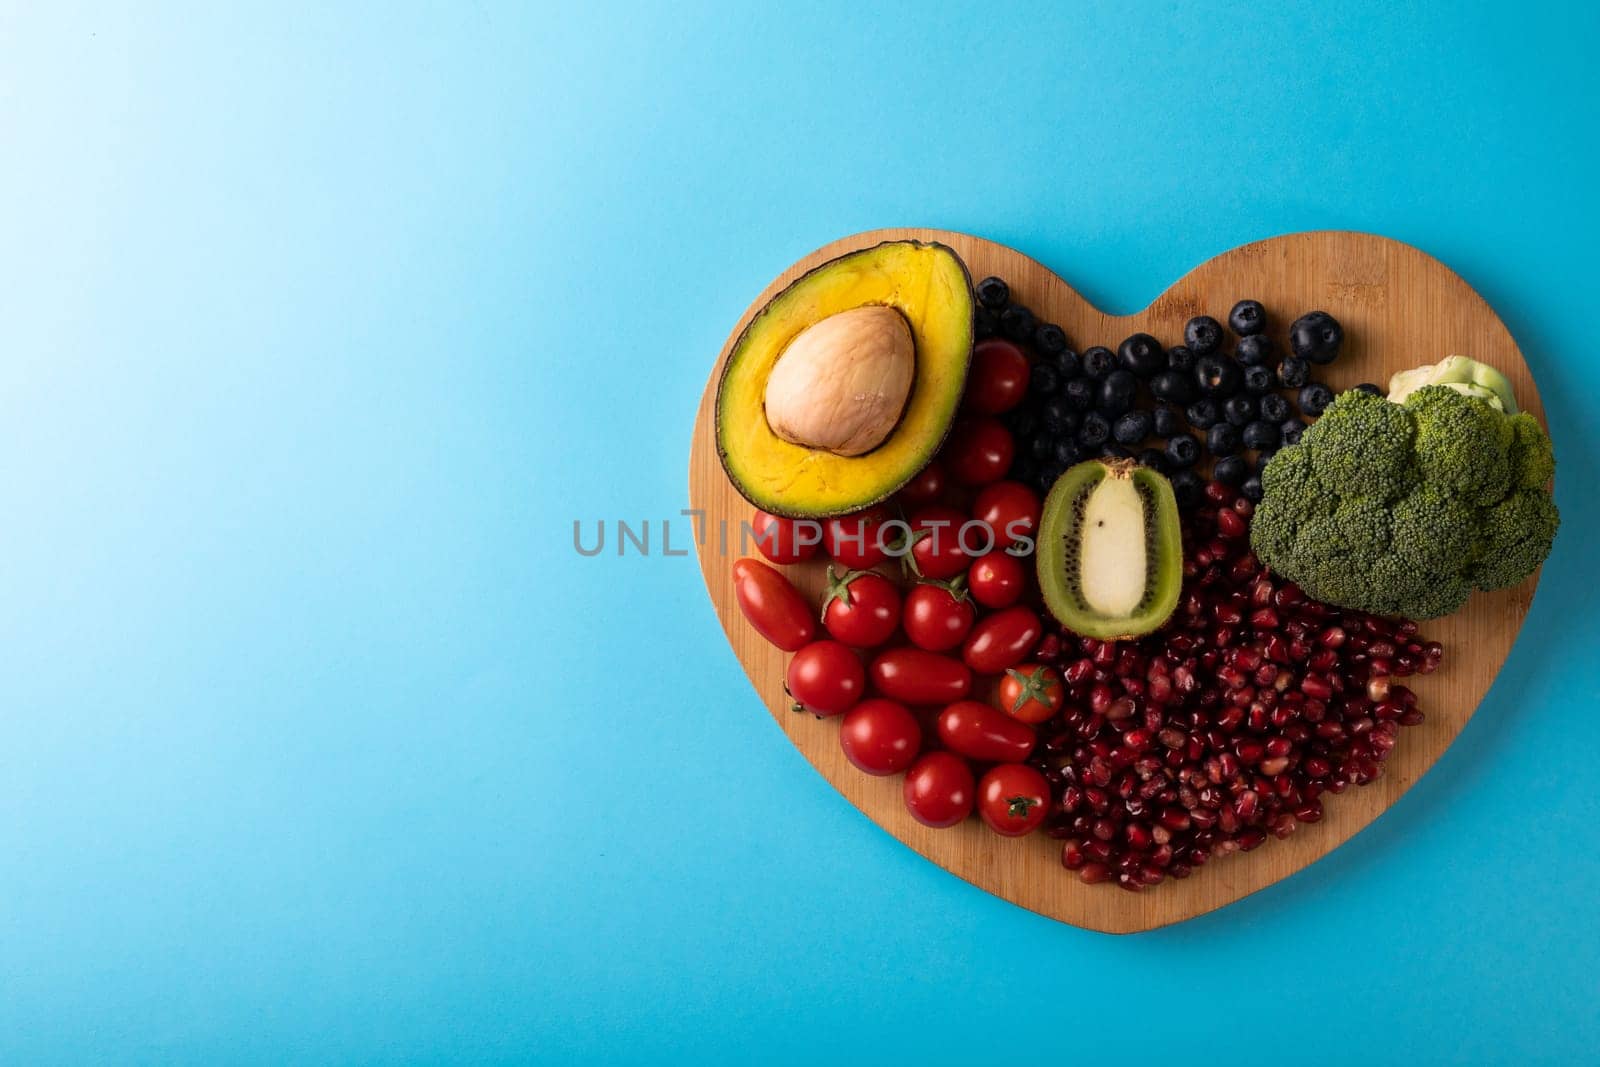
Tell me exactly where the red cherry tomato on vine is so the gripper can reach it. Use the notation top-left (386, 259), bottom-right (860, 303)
top-left (896, 461), bottom-right (948, 508)
top-left (963, 339), bottom-right (1031, 416)
top-left (821, 566), bottom-right (902, 649)
top-left (935, 700), bottom-right (1038, 763)
top-left (869, 647), bottom-right (972, 705)
top-left (978, 763), bottom-right (1050, 837)
top-left (902, 579), bottom-right (975, 652)
top-left (997, 663), bottom-right (1064, 724)
top-left (786, 640), bottom-right (863, 718)
top-left (750, 508), bottom-right (821, 565)
top-left (968, 551), bottom-right (1027, 609)
top-left (961, 606), bottom-right (1043, 674)
top-left (943, 416), bottom-right (1014, 486)
top-left (903, 751), bottom-right (975, 828)
top-left (838, 698), bottom-right (922, 776)
top-left (824, 507), bottom-right (894, 569)
top-left (731, 558), bottom-right (814, 651)
top-left (973, 480), bottom-right (1041, 549)
top-left (907, 505), bottom-right (971, 580)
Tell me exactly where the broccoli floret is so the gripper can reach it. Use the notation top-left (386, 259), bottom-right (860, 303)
top-left (1389, 486), bottom-right (1476, 571)
top-left (1404, 386), bottom-right (1513, 506)
top-left (1251, 377), bottom-right (1559, 620)
top-left (1470, 489), bottom-right (1560, 590)
top-left (1506, 412), bottom-right (1555, 489)
top-left (1301, 390), bottom-right (1416, 502)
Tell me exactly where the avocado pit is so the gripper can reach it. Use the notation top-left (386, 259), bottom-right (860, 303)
top-left (762, 305), bottom-right (914, 457)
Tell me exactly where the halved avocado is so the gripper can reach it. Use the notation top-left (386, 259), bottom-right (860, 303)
top-left (714, 240), bottom-right (974, 518)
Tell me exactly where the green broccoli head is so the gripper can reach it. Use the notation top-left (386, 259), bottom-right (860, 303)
top-left (1470, 489), bottom-right (1560, 591)
top-left (1252, 382), bottom-right (1559, 619)
top-left (1404, 386), bottom-right (1513, 505)
top-left (1301, 390), bottom-right (1416, 502)
top-left (1506, 412), bottom-right (1555, 490)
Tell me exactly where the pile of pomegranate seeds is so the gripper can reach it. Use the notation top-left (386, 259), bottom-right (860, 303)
top-left (1028, 481), bottom-right (1443, 893)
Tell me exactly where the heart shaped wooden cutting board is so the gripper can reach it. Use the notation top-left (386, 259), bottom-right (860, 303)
top-left (688, 229), bottom-right (1545, 933)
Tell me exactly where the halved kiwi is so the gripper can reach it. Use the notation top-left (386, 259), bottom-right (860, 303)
top-left (1037, 459), bottom-right (1183, 640)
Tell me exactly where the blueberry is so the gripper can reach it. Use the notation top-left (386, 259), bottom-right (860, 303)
top-left (1011, 456), bottom-right (1037, 484)
top-left (1063, 377), bottom-right (1096, 410)
top-left (1053, 437), bottom-right (1080, 465)
top-left (976, 276), bottom-right (1010, 309)
top-left (1207, 422), bottom-right (1242, 457)
top-left (1169, 468), bottom-right (1204, 508)
top-left (1353, 382), bottom-right (1383, 396)
top-left (1237, 334), bottom-right (1276, 367)
top-left (975, 308), bottom-right (999, 340)
top-left (1036, 463), bottom-right (1065, 492)
top-left (1081, 346), bottom-right (1115, 379)
top-left (1277, 356), bottom-right (1309, 389)
top-left (1280, 417), bottom-right (1307, 446)
top-left (1006, 407), bottom-right (1038, 437)
top-left (1150, 368), bottom-right (1197, 405)
top-left (1000, 304), bottom-right (1035, 342)
top-left (1152, 406), bottom-right (1183, 437)
top-left (1078, 411), bottom-right (1110, 447)
top-left (1113, 409), bottom-right (1153, 445)
top-left (1041, 396), bottom-right (1078, 434)
top-left (1166, 345), bottom-right (1196, 372)
top-left (1117, 333), bottom-right (1165, 378)
top-left (1289, 311), bottom-right (1343, 365)
top-left (1242, 419), bottom-right (1281, 451)
top-left (1098, 369), bottom-right (1138, 415)
top-left (1255, 451), bottom-right (1277, 476)
top-left (1165, 432), bottom-right (1201, 468)
top-left (1100, 444), bottom-right (1133, 460)
top-left (1184, 315), bottom-right (1224, 355)
top-left (1228, 299), bottom-right (1266, 336)
top-left (1034, 322), bottom-right (1068, 355)
top-left (1298, 382), bottom-right (1334, 417)
top-left (1224, 394), bottom-right (1258, 427)
top-left (1185, 399), bottom-right (1221, 430)
top-left (1258, 392), bottom-right (1291, 423)
top-left (1242, 364), bottom-right (1276, 395)
top-left (1195, 354), bottom-right (1242, 398)
top-left (1137, 447), bottom-right (1168, 472)
top-left (1213, 454), bottom-right (1248, 486)
top-left (1055, 349), bottom-right (1081, 378)
top-left (1241, 475), bottom-right (1265, 503)
top-left (1030, 433), bottom-right (1054, 460)
top-left (1030, 362), bottom-right (1060, 396)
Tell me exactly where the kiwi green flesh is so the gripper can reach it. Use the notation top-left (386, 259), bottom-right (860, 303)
top-left (1038, 460), bottom-right (1183, 640)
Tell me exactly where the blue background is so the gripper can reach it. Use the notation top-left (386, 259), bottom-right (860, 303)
top-left (3, 2), bottom-right (1596, 1062)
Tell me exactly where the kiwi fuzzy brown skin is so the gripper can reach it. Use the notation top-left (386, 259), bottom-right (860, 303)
top-left (1036, 458), bottom-right (1184, 640)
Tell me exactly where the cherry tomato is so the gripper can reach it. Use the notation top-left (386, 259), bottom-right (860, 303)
top-left (907, 505), bottom-right (971, 580)
top-left (943, 416), bottom-right (1014, 486)
top-left (786, 640), bottom-right (864, 717)
top-left (968, 551), bottom-right (1027, 609)
top-left (997, 663), bottom-right (1065, 724)
top-left (977, 763), bottom-right (1050, 837)
top-left (962, 606), bottom-right (1042, 674)
top-left (903, 751), bottom-right (975, 828)
top-left (963, 339), bottom-right (1031, 415)
top-left (821, 566), bottom-right (902, 649)
top-left (902, 579), bottom-right (975, 652)
top-left (731, 558), bottom-right (814, 651)
top-left (869, 647), bottom-right (972, 705)
top-left (824, 507), bottom-right (894, 569)
top-left (973, 480), bottom-right (1041, 549)
top-left (750, 508), bottom-right (822, 565)
top-left (838, 698), bottom-right (922, 776)
top-left (935, 700), bottom-right (1037, 763)
top-left (896, 460), bottom-right (948, 508)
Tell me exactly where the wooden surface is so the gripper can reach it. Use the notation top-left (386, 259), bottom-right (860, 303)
top-left (687, 229), bottom-right (1545, 934)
